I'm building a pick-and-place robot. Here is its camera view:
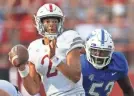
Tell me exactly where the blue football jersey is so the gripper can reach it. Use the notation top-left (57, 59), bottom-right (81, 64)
top-left (81, 52), bottom-right (128, 96)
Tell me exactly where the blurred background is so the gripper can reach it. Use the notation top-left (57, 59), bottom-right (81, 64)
top-left (0, 0), bottom-right (134, 96)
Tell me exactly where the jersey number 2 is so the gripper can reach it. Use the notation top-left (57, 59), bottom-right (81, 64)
top-left (89, 82), bottom-right (114, 96)
top-left (41, 55), bottom-right (58, 78)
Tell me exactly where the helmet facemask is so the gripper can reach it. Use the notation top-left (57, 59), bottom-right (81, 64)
top-left (86, 47), bottom-right (113, 69)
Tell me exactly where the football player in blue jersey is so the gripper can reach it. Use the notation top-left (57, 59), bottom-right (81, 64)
top-left (80, 29), bottom-right (134, 96)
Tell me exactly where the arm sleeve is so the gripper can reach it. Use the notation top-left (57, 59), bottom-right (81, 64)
top-left (116, 52), bottom-right (129, 78)
top-left (57, 30), bottom-right (84, 55)
top-left (120, 53), bottom-right (129, 77)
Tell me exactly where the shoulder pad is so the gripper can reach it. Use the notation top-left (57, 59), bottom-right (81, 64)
top-left (57, 30), bottom-right (84, 54)
top-left (28, 39), bottom-right (42, 51)
top-left (111, 52), bottom-right (128, 74)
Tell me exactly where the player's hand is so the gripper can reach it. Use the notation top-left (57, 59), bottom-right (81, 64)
top-left (49, 39), bottom-right (57, 58)
top-left (8, 44), bottom-right (29, 68)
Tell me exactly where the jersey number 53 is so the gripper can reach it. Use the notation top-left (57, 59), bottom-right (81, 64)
top-left (89, 81), bottom-right (114, 96)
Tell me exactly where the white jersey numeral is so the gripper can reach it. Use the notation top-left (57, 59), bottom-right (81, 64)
top-left (89, 81), bottom-right (114, 96)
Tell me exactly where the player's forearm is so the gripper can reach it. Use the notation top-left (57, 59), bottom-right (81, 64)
top-left (22, 75), bottom-right (40, 95)
top-left (57, 62), bottom-right (81, 83)
top-left (18, 65), bottom-right (41, 95)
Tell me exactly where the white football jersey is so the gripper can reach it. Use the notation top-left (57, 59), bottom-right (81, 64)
top-left (28, 30), bottom-right (85, 96)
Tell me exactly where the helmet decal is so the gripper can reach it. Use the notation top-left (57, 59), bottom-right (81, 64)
top-left (49, 4), bottom-right (53, 12)
top-left (101, 29), bottom-right (105, 45)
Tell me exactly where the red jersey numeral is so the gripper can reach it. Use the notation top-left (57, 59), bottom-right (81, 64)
top-left (41, 55), bottom-right (57, 78)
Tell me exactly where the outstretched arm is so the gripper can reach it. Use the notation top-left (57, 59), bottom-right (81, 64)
top-left (55, 33), bottom-right (84, 83)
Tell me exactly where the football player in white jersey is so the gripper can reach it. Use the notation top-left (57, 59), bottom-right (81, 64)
top-left (8, 3), bottom-right (85, 96)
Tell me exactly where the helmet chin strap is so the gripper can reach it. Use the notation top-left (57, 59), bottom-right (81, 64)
top-left (44, 32), bottom-right (57, 40)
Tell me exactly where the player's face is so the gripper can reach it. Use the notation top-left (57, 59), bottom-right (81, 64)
top-left (90, 48), bottom-right (111, 64)
top-left (90, 48), bottom-right (110, 57)
top-left (42, 18), bottom-right (59, 33)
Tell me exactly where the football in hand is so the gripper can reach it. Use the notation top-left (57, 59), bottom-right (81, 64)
top-left (9, 44), bottom-right (29, 67)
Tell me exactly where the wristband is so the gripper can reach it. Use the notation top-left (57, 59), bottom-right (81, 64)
top-left (51, 56), bottom-right (62, 67)
top-left (18, 65), bottom-right (29, 78)
top-left (11, 55), bottom-right (18, 64)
